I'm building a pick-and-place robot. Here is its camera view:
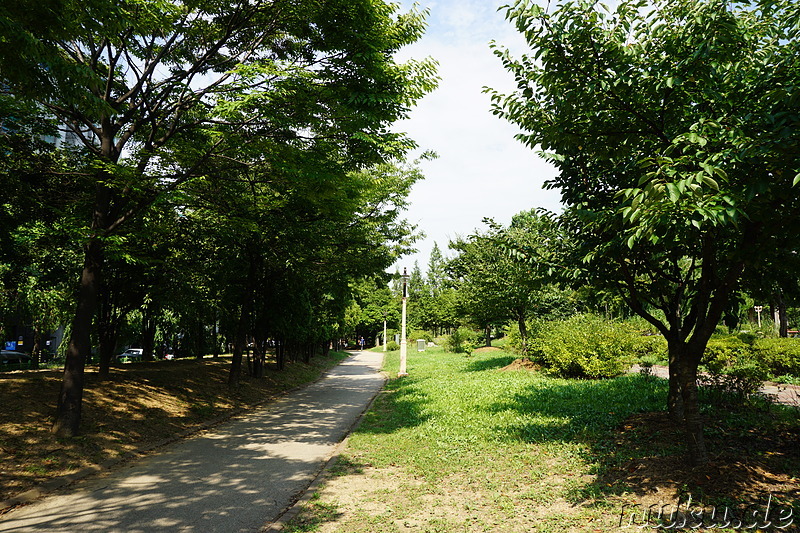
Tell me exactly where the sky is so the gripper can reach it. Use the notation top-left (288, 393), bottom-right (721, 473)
top-left (389, 0), bottom-right (563, 273)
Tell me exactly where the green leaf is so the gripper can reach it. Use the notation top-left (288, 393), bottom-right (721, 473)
top-left (793, 173), bottom-right (800, 187)
top-left (666, 182), bottom-right (680, 203)
top-left (701, 176), bottom-right (719, 190)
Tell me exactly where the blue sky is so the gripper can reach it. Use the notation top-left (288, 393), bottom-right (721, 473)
top-left (390, 0), bottom-right (563, 272)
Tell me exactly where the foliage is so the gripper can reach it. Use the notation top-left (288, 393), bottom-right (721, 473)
top-left (2, 0), bottom-right (438, 435)
top-left (447, 209), bottom-right (563, 352)
top-left (490, 0), bottom-right (800, 464)
top-left (443, 327), bottom-right (479, 355)
top-left (408, 330), bottom-right (433, 343)
top-left (752, 339), bottom-right (800, 377)
top-left (701, 336), bottom-right (800, 379)
top-left (386, 340), bottom-right (400, 351)
top-left (699, 339), bottom-right (771, 404)
top-left (530, 315), bottom-right (658, 379)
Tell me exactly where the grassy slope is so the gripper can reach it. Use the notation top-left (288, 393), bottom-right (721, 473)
top-left (286, 347), bottom-right (800, 532)
top-left (0, 351), bottom-right (348, 502)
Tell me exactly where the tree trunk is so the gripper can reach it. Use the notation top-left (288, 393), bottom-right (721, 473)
top-left (97, 286), bottom-right (120, 380)
top-left (229, 305), bottom-right (248, 387)
top-left (142, 308), bottom-right (157, 361)
top-left (666, 345), bottom-right (684, 422)
top-left (212, 309), bottom-right (220, 359)
top-left (484, 326), bottom-right (491, 347)
top-left (32, 327), bottom-right (42, 369)
top-left (667, 338), bottom-right (708, 466)
top-left (52, 239), bottom-right (103, 437)
top-left (276, 338), bottom-right (286, 371)
top-left (676, 355), bottom-right (708, 465)
top-left (517, 313), bottom-right (529, 356)
top-left (773, 292), bottom-right (788, 338)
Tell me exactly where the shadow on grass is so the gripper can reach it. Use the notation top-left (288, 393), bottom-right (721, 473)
top-left (487, 373), bottom-right (667, 444)
top-left (487, 372), bottom-right (800, 509)
top-left (463, 355), bottom-right (517, 372)
top-left (352, 377), bottom-right (432, 435)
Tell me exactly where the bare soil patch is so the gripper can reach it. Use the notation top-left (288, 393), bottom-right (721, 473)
top-left (598, 411), bottom-right (800, 509)
top-left (499, 357), bottom-right (541, 372)
top-left (472, 346), bottom-right (502, 354)
top-left (0, 353), bottom-right (344, 503)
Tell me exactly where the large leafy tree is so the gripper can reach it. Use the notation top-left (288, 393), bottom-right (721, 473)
top-left (2, 0), bottom-right (436, 436)
top-left (490, 0), bottom-right (800, 464)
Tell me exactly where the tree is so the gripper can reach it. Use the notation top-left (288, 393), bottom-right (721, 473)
top-left (448, 210), bottom-right (560, 349)
top-left (2, 0), bottom-right (436, 436)
top-left (490, 0), bottom-right (800, 464)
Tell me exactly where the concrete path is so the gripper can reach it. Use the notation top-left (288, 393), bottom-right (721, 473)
top-left (0, 351), bottom-right (385, 533)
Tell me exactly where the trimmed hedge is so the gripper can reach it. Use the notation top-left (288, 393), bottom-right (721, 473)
top-left (752, 338), bottom-right (800, 377)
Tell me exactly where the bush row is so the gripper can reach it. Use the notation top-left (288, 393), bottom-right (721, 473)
top-left (702, 336), bottom-right (800, 380)
top-left (528, 314), bottom-right (665, 379)
top-left (506, 316), bottom-right (800, 381)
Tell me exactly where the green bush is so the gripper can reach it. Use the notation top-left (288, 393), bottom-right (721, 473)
top-left (701, 337), bottom-right (753, 372)
top-left (699, 336), bottom-right (769, 403)
top-left (443, 327), bottom-right (479, 355)
top-left (386, 340), bottom-right (400, 351)
top-left (502, 319), bottom-right (545, 356)
top-left (409, 330), bottom-right (433, 343)
top-left (737, 331), bottom-right (758, 345)
top-left (531, 314), bottom-right (648, 379)
top-left (752, 338), bottom-right (800, 377)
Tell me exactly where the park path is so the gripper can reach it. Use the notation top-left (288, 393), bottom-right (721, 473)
top-left (631, 364), bottom-right (800, 406)
top-left (0, 351), bottom-right (385, 533)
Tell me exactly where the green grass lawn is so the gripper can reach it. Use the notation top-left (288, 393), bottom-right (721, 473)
top-left (285, 347), bottom-right (686, 532)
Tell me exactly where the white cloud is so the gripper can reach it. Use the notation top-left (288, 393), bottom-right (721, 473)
top-left (390, 0), bottom-right (562, 271)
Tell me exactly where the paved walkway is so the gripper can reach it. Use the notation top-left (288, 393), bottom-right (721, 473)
top-left (631, 364), bottom-right (800, 406)
top-left (0, 351), bottom-right (385, 533)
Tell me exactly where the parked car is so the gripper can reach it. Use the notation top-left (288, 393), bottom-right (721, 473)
top-left (1, 350), bottom-right (32, 366)
top-left (115, 348), bottom-right (143, 363)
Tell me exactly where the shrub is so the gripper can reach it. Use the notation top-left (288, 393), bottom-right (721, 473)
top-left (752, 338), bottom-right (800, 377)
top-left (503, 319), bottom-right (545, 356)
top-left (699, 336), bottom-right (770, 404)
top-left (409, 330), bottom-right (433, 343)
top-left (443, 327), bottom-right (479, 355)
top-left (386, 340), bottom-right (400, 351)
top-left (701, 337), bottom-right (753, 372)
top-left (531, 314), bottom-right (647, 379)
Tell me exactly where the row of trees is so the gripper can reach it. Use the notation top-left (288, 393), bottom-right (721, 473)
top-left (0, 0), bottom-right (438, 436)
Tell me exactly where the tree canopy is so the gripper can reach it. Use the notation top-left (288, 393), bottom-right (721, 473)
top-left (1, 0), bottom-right (437, 436)
top-left (489, 0), bottom-right (800, 464)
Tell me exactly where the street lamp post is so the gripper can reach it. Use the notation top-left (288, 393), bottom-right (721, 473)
top-left (399, 267), bottom-right (409, 377)
top-left (383, 310), bottom-right (387, 352)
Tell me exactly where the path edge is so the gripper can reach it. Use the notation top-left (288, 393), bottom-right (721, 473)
top-left (0, 351), bottom-right (363, 514)
top-left (261, 351), bottom-right (388, 532)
